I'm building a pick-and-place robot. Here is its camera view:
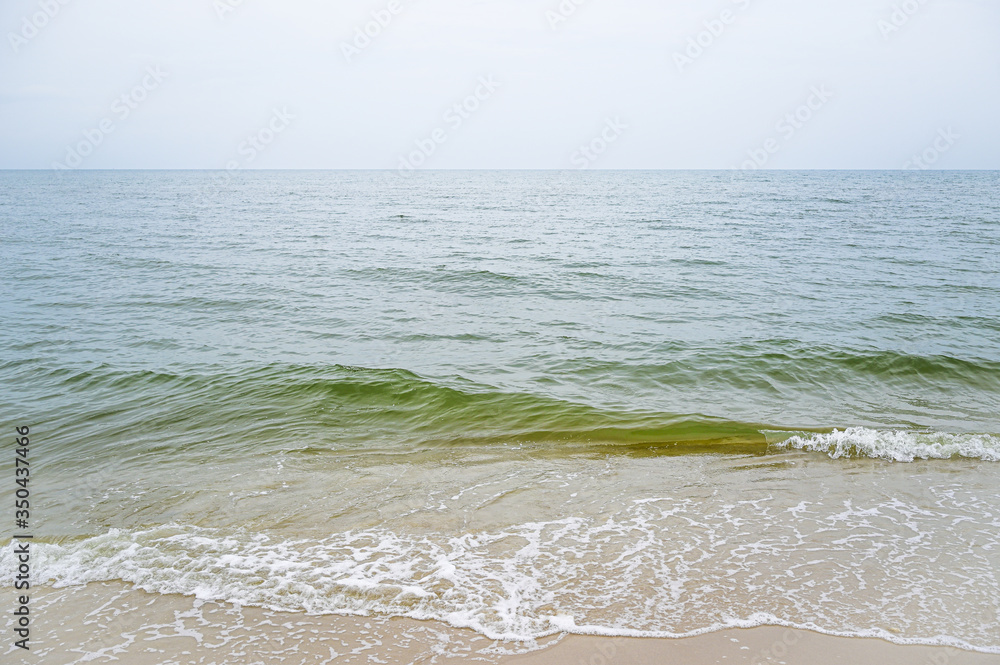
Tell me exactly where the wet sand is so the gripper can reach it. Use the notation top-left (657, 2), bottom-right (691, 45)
top-left (4, 582), bottom-right (998, 664)
top-left (508, 630), bottom-right (999, 665)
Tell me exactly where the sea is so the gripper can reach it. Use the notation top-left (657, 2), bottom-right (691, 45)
top-left (1, 170), bottom-right (999, 657)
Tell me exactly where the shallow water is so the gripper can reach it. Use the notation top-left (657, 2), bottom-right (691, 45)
top-left (1, 170), bottom-right (999, 652)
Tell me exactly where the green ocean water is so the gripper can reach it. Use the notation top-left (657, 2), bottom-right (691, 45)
top-left (2, 170), bottom-right (1000, 651)
top-left (3, 171), bottom-right (999, 449)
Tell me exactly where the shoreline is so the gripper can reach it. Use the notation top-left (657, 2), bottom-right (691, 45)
top-left (4, 583), bottom-right (998, 664)
top-left (507, 628), bottom-right (1000, 665)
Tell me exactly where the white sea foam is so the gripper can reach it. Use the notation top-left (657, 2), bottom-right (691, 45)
top-left (4, 486), bottom-right (999, 654)
top-left (768, 427), bottom-right (1000, 462)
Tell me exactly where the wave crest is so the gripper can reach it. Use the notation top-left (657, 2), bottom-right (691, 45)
top-left (770, 427), bottom-right (1000, 462)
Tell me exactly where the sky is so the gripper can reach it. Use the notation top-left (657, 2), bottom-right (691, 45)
top-left (1, 0), bottom-right (998, 170)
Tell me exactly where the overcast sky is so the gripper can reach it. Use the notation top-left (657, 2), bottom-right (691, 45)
top-left (1, 0), bottom-right (998, 169)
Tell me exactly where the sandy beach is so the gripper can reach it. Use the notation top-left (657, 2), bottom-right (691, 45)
top-left (510, 630), bottom-right (999, 665)
top-left (5, 582), bottom-right (998, 664)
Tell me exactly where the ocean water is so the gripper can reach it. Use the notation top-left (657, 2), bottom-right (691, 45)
top-left (1, 170), bottom-right (999, 653)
